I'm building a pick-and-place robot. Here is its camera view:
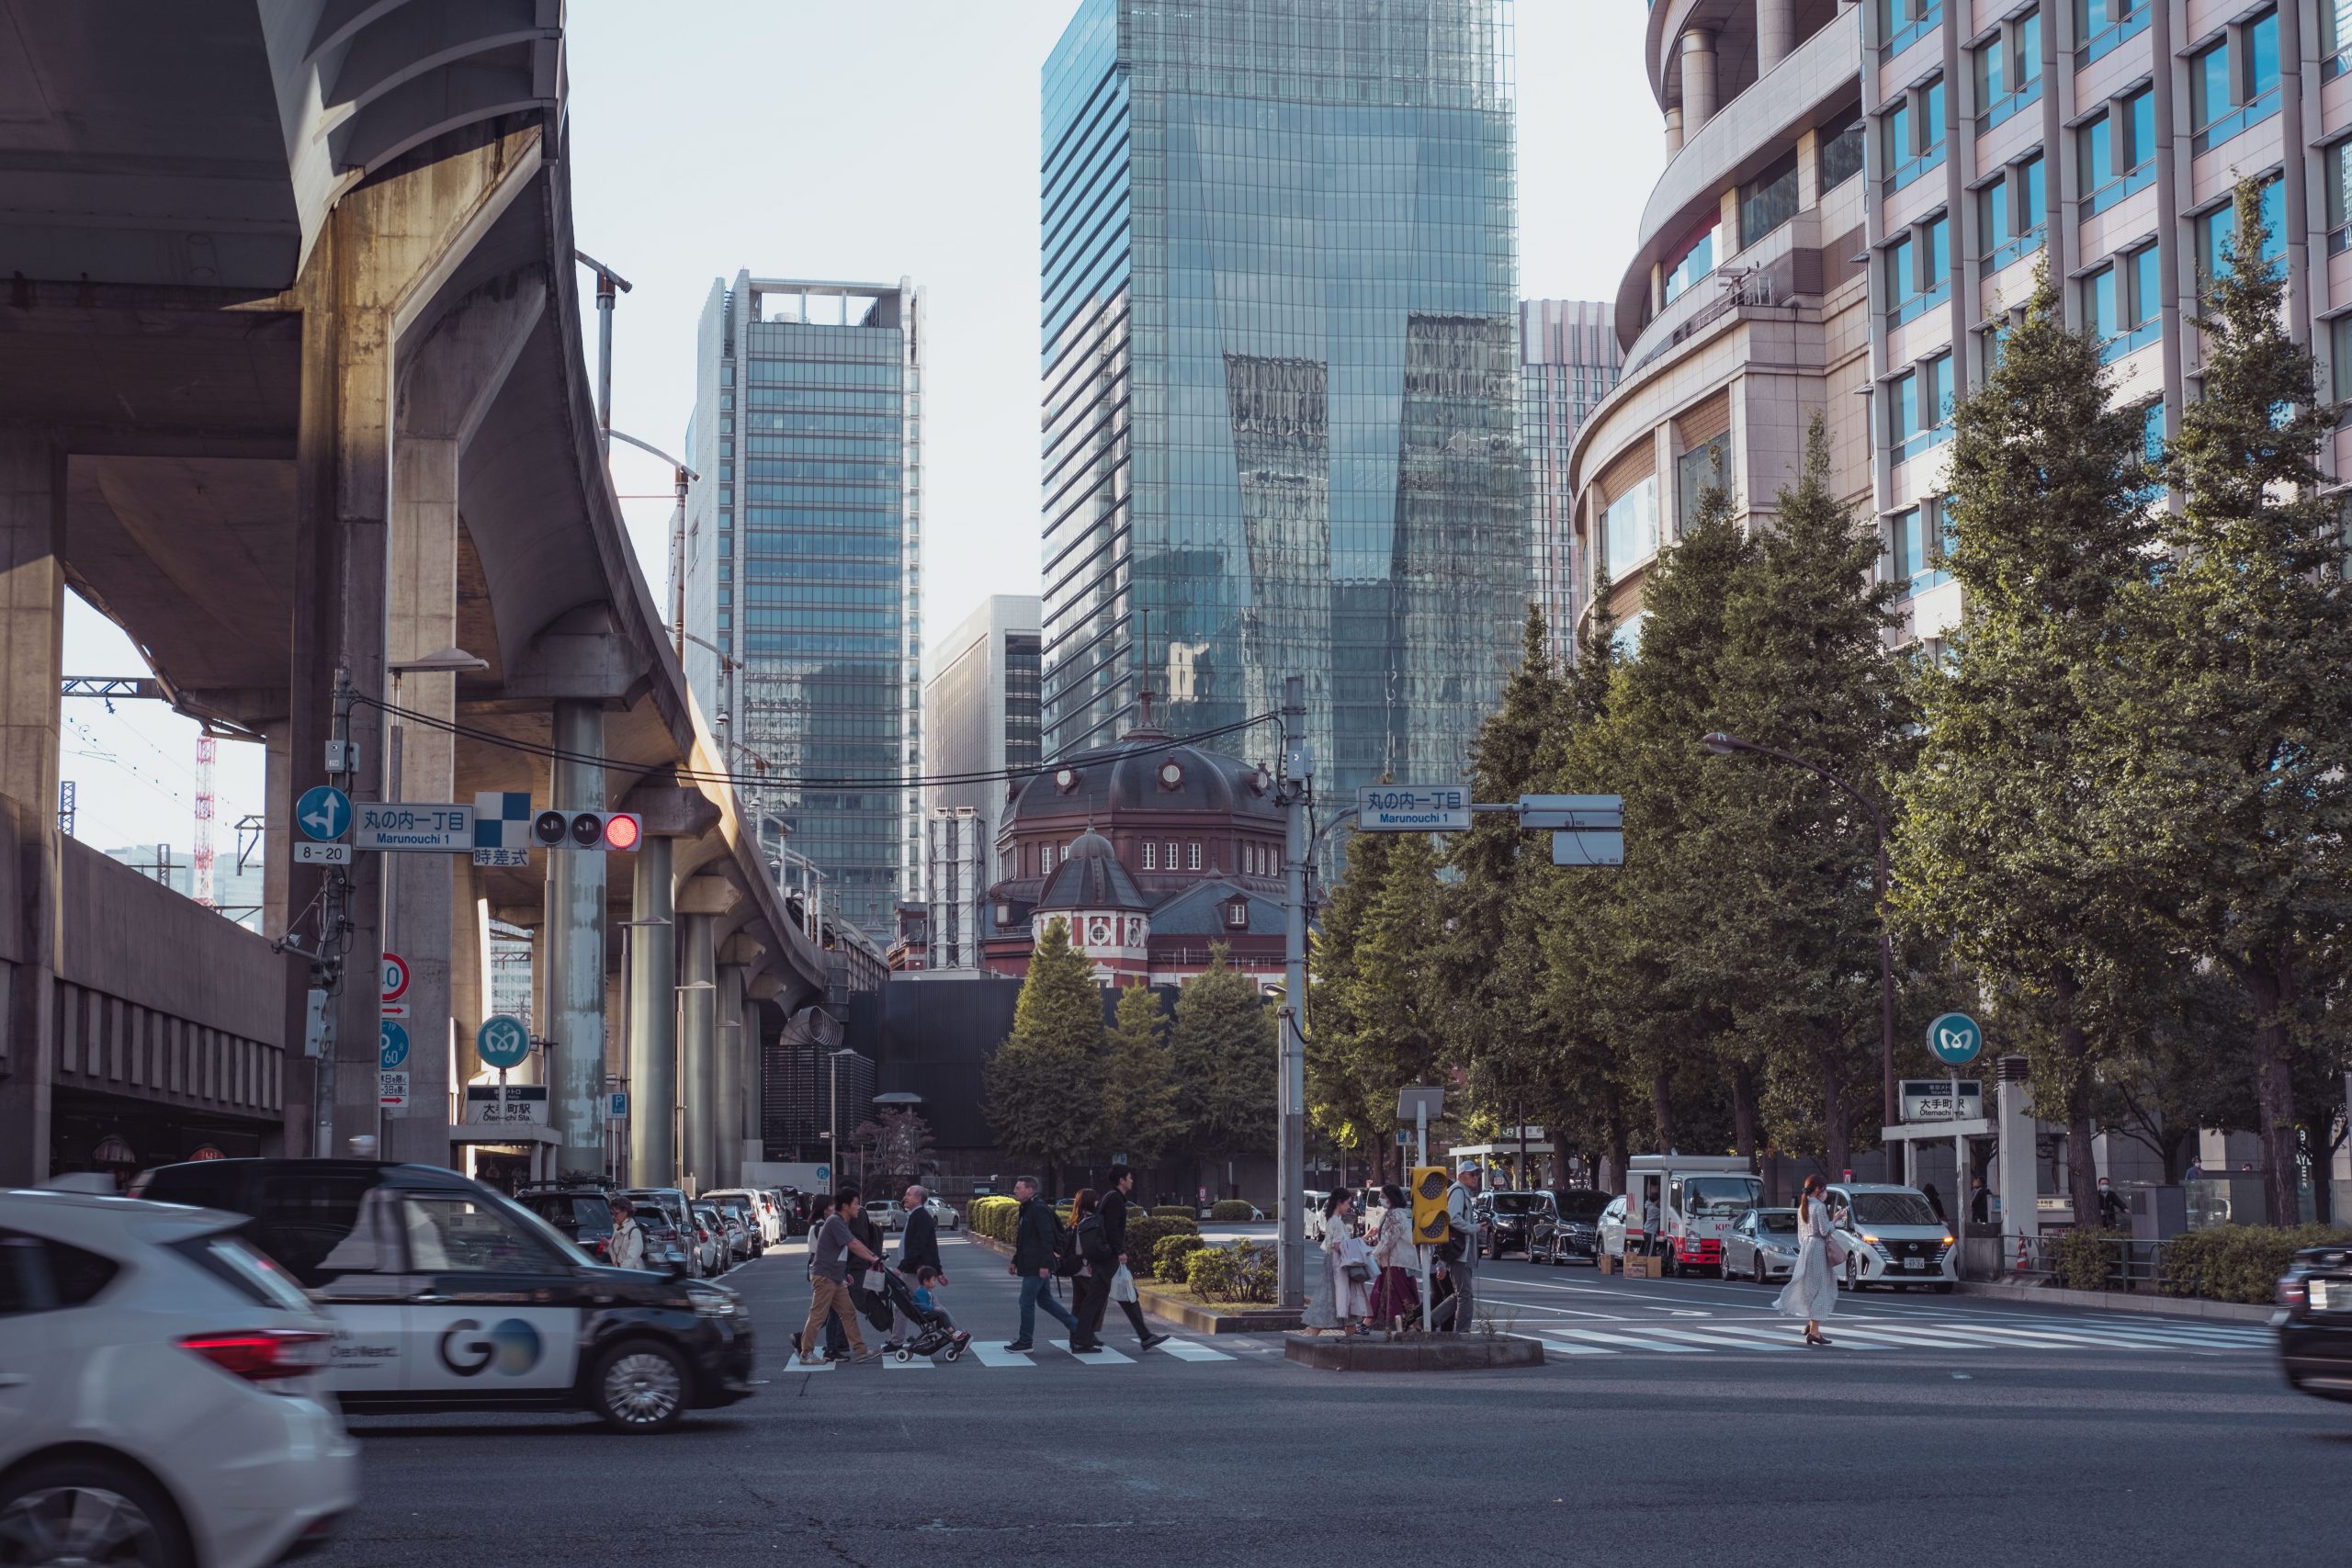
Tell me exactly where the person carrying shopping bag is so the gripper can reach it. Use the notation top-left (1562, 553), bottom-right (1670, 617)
top-left (1367, 1182), bottom-right (1419, 1337)
top-left (1322, 1190), bottom-right (1372, 1335)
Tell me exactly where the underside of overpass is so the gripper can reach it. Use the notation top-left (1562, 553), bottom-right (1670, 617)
top-left (0, 0), bottom-right (866, 1190)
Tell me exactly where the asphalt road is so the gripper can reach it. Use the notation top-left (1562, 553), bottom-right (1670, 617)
top-left (318, 1234), bottom-right (2348, 1568)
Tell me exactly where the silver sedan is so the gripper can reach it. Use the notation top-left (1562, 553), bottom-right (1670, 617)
top-left (1721, 1207), bottom-right (1802, 1285)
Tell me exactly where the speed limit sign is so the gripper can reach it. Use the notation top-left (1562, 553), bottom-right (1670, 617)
top-left (380, 953), bottom-right (410, 1004)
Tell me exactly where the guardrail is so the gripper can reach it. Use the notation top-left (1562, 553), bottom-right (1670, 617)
top-left (2002, 1230), bottom-right (2174, 1292)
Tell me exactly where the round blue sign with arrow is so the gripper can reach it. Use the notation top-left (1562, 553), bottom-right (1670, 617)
top-left (297, 785), bottom-right (351, 842)
top-left (1926, 1011), bottom-right (1983, 1066)
top-left (379, 1020), bottom-right (410, 1070)
top-left (476, 1013), bottom-right (530, 1071)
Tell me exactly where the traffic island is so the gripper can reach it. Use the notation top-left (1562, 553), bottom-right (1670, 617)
top-left (1283, 1332), bottom-right (1545, 1371)
top-left (961, 1229), bottom-right (1302, 1334)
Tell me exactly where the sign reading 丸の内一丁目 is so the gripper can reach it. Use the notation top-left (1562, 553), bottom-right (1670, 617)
top-left (1355, 786), bottom-right (1470, 832)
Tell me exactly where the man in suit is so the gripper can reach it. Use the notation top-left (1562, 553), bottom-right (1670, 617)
top-left (1089, 1167), bottom-right (1170, 1350)
top-left (888, 1183), bottom-right (944, 1352)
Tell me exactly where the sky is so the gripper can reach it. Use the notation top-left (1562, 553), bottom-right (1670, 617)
top-left (60, 0), bottom-right (1663, 864)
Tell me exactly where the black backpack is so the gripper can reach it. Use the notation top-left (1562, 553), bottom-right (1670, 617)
top-left (1052, 1211), bottom-right (1087, 1278)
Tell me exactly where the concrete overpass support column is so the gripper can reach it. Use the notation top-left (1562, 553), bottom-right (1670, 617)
top-left (1679, 28), bottom-right (1718, 132)
top-left (0, 431), bottom-right (64, 1183)
top-left (545, 700), bottom-right (607, 1178)
top-left (1757, 0), bottom-right (1795, 73)
top-left (628, 836), bottom-right (677, 1186)
top-left (716, 963), bottom-right (748, 1184)
top-left (679, 912), bottom-right (717, 1192)
top-left (447, 856), bottom-right (485, 1127)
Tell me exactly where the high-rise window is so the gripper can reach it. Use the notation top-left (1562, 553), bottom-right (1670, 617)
top-left (1678, 434), bottom-right (1731, 528)
top-left (2333, 315), bottom-right (2352, 402)
top-left (2198, 178), bottom-right (2286, 289)
top-left (2327, 1), bottom-right (2352, 78)
top-left (1739, 153), bottom-right (1800, 249)
top-left (1664, 223), bottom-right (1718, 304)
top-left (2330, 141), bottom-right (2352, 252)
top-left (2076, 0), bottom-right (2148, 63)
top-left (1818, 107), bottom-right (1865, 189)
top-left (2078, 111), bottom-right (2113, 195)
top-left (1978, 175), bottom-right (2012, 255)
top-left (2193, 12), bottom-right (2282, 152)
top-left (1601, 475), bottom-right (1659, 579)
top-left (2086, 264), bottom-right (2119, 343)
top-left (1888, 505), bottom-right (1952, 595)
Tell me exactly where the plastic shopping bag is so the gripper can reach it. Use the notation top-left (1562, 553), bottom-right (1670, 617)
top-left (1110, 1263), bottom-right (1138, 1303)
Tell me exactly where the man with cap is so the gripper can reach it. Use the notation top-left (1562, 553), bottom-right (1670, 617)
top-left (1442, 1163), bottom-right (1487, 1334)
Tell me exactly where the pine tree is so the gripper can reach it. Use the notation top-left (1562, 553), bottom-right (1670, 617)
top-left (1099, 981), bottom-right (1183, 1167)
top-left (1170, 944), bottom-right (1276, 1162)
top-left (2091, 180), bottom-right (2352, 1227)
top-left (1340, 826), bottom-right (1453, 1119)
top-left (982, 918), bottom-right (1103, 1191)
top-left (1307, 827), bottom-right (1396, 1180)
top-left (1894, 263), bottom-right (2161, 1224)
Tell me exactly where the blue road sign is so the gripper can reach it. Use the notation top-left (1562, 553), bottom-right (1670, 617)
top-left (606, 1091), bottom-right (628, 1121)
top-left (815, 1165), bottom-right (831, 1187)
top-left (297, 785), bottom-right (351, 842)
top-left (379, 1020), bottom-right (410, 1070)
top-left (476, 1013), bottom-right (531, 1071)
top-left (1926, 1011), bottom-right (1984, 1066)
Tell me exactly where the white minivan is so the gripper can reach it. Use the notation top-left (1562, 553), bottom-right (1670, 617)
top-left (1826, 1182), bottom-right (1957, 1292)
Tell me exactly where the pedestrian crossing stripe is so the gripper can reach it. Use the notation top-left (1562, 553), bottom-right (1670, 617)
top-left (1522, 1317), bottom-right (2267, 1357)
top-left (790, 1337), bottom-right (1237, 1371)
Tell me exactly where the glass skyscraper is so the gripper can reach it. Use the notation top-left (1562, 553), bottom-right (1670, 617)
top-left (1039, 0), bottom-right (1524, 795)
top-left (681, 274), bottom-right (922, 942)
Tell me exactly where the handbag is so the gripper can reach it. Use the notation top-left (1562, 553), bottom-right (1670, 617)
top-left (1341, 1236), bottom-right (1374, 1284)
top-left (1825, 1231), bottom-right (1849, 1268)
top-left (1110, 1263), bottom-right (1138, 1303)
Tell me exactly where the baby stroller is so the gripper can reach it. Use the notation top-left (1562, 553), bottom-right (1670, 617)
top-left (876, 1267), bottom-right (969, 1362)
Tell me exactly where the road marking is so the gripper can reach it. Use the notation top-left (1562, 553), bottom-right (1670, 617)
top-left (967, 1342), bottom-right (1036, 1368)
top-left (1151, 1337), bottom-right (1236, 1361)
top-left (1052, 1338), bottom-right (1136, 1363)
top-left (786, 1354), bottom-right (836, 1373)
top-left (1638, 1325), bottom-right (1799, 1350)
top-left (1543, 1328), bottom-right (1711, 1353)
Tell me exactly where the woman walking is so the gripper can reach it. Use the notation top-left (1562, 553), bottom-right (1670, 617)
top-left (1323, 1190), bottom-right (1372, 1335)
top-left (1776, 1174), bottom-right (1839, 1346)
top-left (1068, 1188), bottom-right (1113, 1352)
top-left (1367, 1182), bottom-right (1419, 1337)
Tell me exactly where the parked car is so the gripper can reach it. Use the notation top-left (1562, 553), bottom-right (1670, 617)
top-left (706, 1188), bottom-right (778, 1248)
top-left (628, 1206), bottom-right (695, 1276)
top-left (517, 1187), bottom-right (625, 1264)
top-left (1476, 1190), bottom-right (1556, 1260)
top-left (867, 1199), bottom-right (905, 1234)
top-left (708, 1194), bottom-right (763, 1258)
top-left (133, 1158), bottom-right (755, 1434)
top-left (1538, 1189), bottom-right (1611, 1265)
top-left (624, 1188), bottom-right (702, 1275)
top-left (1826, 1183), bottom-right (1957, 1292)
top-left (924, 1196), bottom-right (963, 1233)
top-left (0, 1186), bottom-right (360, 1568)
top-left (2277, 1241), bottom-right (2352, 1404)
top-left (1721, 1206), bottom-right (1802, 1284)
top-left (687, 1204), bottom-right (729, 1274)
top-left (1597, 1194), bottom-right (1629, 1259)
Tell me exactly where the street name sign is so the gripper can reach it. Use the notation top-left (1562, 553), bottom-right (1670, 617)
top-left (464, 1084), bottom-right (547, 1124)
top-left (1900, 1078), bottom-right (1984, 1122)
top-left (1356, 786), bottom-right (1470, 832)
top-left (354, 803), bottom-right (474, 852)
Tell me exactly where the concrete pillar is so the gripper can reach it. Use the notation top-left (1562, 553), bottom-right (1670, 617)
top-left (1663, 106), bottom-right (1683, 156)
top-left (261, 721), bottom-right (291, 937)
top-left (716, 963), bottom-right (748, 1184)
top-left (628, 835), bottom-right (676, 1186)
top-left (1756, 0), bottom-right (1794, 73)
top-left (0, 431), bottom-right (64, 1183)
top-left (680, 912), bottom-right (716, 1192)
top-left (448, 856), bottom-right (484, 1129)
top-left (545, 700), bottom-right (606, 1178)
top-left (1995, 1054), bottom-right (2039, 1260)
top-left (1679, 28), bottom-right (1718, 133)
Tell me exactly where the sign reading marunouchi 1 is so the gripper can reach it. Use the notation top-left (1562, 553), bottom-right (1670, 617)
top-left (1355, 786), bottom-right (1471, 832)
top-left (1926, 1011), bottom-right (1984, 1066)
top-left (476, 1013), bottom-right (531, 1072)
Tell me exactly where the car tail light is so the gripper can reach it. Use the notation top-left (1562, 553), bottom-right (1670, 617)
top-left (2278, 1279), bottom-right (2307, 1309)
top-left (180, 1329), bottom-right (333, 1383)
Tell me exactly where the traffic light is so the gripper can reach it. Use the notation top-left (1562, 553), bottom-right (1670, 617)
top-left (1410, 1166), bottom-right (1451, 1247)
top-left (531, 809), bottom-right (643, 851)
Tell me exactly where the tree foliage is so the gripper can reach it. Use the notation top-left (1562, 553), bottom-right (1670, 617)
top-left (1099, 982), bottom-right (1184, 1167)
top-left (1170, 944), bottom-right (1276, 1160)
top-left (983, 918), bottom-right (1103, 1186)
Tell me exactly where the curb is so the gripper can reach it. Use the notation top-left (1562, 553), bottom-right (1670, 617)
top-left (961, 1228), bottom-right (1300, 1334)
top-left (1956, 1280), bottom-right (2273, 1323)
top-left (1284, 1332), bottom-right (1544, 1371)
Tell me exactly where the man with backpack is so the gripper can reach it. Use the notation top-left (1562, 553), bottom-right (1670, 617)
top-left (1442, 1163), bottom-right (1486, 1334)
top-left (1005, 1176), bottom-right (1082, 1352)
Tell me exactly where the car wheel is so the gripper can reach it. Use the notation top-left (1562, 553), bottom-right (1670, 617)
top-left (592, 1338), bottom-right (691, 1434)
top-left (0, 1458), bottom-right (194, 1568)
top-left (1752, 1255), bottom-right (1766, 1285)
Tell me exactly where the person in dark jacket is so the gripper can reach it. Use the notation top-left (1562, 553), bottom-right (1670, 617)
top-left (842, 1191), bottom-right (890, 1337)
top-left (1068, 1189), bottom-right (1112, 1352)
top-left (888, 1183), bottom-right (944, 1352)
top-left (1007, 1176), bottom-right (1081, 1352)
top-left (1089, 1167), bottom-right (1169, 1349)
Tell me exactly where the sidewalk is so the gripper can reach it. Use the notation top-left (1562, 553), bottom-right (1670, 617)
top-left (1956, 1280), bottom-right (2272, 1323)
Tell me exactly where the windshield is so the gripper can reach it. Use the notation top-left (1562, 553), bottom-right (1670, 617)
top-left (1554, 1190), bottom-right (1610, 1223)
top-left (1849, 1191), bottom-right (1940, 1227)
top-left (1488, 1193), bottom-right (1546, 1215)
top-left (1682, 1177), bottom-right (1761, 1217)
top-left (1757, 1210), bottom-right (1799, 1235)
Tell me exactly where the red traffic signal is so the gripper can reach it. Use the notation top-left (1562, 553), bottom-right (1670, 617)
top-left (532, 810), bottom-right (643, 851)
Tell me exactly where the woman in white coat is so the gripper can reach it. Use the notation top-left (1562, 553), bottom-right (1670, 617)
top-left (1323, 1190), bottom-right (1372, 1334)
top-left (1775, 1173), bottom-right (1839, 1347)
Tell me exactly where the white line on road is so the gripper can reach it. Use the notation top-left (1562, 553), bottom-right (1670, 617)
top-left (1543, 1327), bottom-right (1711, 1352)
top-left (1152, 1337), bottom-right (1237, 1361)
top-left (1052, 1339), bottom-right (1136, 1363)
top-left (967, 1342), bottom-right (1036, 1368)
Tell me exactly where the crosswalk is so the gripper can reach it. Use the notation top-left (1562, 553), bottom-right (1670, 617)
top-left (786, 1335), bottom-right (1240, 1372)
top-left (1521, 1314), bottom-right (2270, 1359)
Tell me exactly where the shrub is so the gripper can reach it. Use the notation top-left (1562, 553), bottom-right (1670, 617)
top-left (967, 1196), bottom-right (1021, 1246)
top-left (1183, 1240), bottom-right (1277, 1303)
top-left (2050, 1228), bottom-right (2129, 1292)
top-left (2161, 1224), bottom-right (2352, 1304)
top-left (1155, 1234), bottom-right (1207, 1282)
top-left (1151, 1205), bottom-right (1195, 1219)
top-left (1210, 1199), bottom-right (1257, 1222)
top-left (1122, 1213), bottom-right (1197, 1266)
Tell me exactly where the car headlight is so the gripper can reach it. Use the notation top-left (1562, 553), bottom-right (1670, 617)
top-left (684, 1286), bottom-right (740, 1317)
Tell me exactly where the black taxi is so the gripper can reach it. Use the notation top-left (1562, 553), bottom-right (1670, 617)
top-left (132, 1158), bottom-right (755, 1433)
top-left (2277, 1240), bottom-right (2352, 1404)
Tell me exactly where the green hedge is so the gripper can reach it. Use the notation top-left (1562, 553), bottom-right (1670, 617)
top-left (1155, 1234), bottom-right (1207, 1282)
top-left (1121, 1213), bottom-right (1197, 1265)
top-left (1210, 1199), bottom-right (1257, 1222)
top-left (2050, 1228), bottom-right (2130, 1292)
top-left (968, 1196), bottom-right (1020, 1246)
top-left (2161, 1224), bottom-right (2352, 1304)
top-left (1150, 1206), bottom-right (1195, 1219)
top-left (1183, 1240), bottom-right (1277, 1303)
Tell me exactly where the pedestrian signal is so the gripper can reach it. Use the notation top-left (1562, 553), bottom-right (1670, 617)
top-left (531, 809), bottom-right (644, 851)
top-left (1410, 1165), bottom-right (1451, 1246)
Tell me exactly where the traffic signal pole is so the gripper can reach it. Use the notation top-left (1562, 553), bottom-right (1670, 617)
top-left (1277, 675), bottom-right (1310, 1311)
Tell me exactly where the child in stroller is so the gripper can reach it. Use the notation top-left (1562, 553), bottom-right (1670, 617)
top-left (878, 1263), bottom-right (971, 1361)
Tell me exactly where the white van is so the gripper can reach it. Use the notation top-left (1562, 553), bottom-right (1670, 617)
top-left (1826, 1182), bottom-right (1957, 1292)
top-left (1613, 1156), bottom-right (1763, 1277)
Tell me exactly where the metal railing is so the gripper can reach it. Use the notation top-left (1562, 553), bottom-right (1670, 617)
top-left (2001, 1230), bottom-right (2175, 1292)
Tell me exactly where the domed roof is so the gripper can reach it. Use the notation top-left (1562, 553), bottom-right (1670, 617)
top-left (1006, 727), bottom-right (1280, 830)
top-left (1035, 827), bottom-right (1151, 913)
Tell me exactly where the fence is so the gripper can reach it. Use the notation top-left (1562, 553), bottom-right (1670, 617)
top-left (2001, 1230), bottom-right (2174, 1292)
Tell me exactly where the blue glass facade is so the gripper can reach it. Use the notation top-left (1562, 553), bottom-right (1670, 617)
top-left (683, 276), bottom-right (922, 942)
top-left (1040, 0), bottom-right (1525, 795)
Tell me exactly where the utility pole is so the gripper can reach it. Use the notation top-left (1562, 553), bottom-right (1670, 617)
top-left (313, 667), bottom-right (356, 1159)
top-left (1276, 675), bottom-right (1311, 1310)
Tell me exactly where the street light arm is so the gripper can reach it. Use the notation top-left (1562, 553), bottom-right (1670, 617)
top-left (1701, 733), bottom-right (1883, 836)
top-left (607, 428), bottom-right (698, 480)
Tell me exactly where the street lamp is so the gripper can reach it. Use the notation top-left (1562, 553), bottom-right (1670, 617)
top-left (828, 1048), bottom-right (859, 1189)
top-left (1701, 731), bottom-right (1899, 1140)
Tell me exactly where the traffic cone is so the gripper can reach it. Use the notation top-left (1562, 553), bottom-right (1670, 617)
top-left (2014, 1234), bottom-right (2028, 1275)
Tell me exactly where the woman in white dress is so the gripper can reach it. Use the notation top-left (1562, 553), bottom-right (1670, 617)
top-left (1323, 1190), bottom-right (1372, 1334)
top-left (1775, 1174), bottom-right (1838, 1347)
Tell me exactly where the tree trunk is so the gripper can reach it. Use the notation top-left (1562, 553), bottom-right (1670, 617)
top-left (1650, 1066), bottom-right (1677, 1155)
top-left (1552, 1128), bottom-right (1576, 1189)
top-left (1731, 1062), bottom-right (1758, 1161)
top-left (1823, 1056), bottom-right (1850, 1179)
top-left (1605, 1089), bottom-right (1629, 1192)
top-left (2050, 970), bottom-right (2102, 1229)
top-left (2245, 957), bottom-right (2302, 1228)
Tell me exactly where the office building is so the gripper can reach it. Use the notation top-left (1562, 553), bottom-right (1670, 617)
top-left (1039, 0), bottom-right (1526, 800)
top-left (918, 594), bottom-right (1042, 970)
top-left (100, 844), bottom-right (266, 933)
top-left (1521, 299), bottom-right (1623, 655)
top-left (1573, 0), bottom-right (2350, 658)
top-left (680, 275), bottom-right (923, 941)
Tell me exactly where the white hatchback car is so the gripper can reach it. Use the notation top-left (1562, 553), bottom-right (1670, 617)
top-left (0, 1187), bottom-right (360, 1568)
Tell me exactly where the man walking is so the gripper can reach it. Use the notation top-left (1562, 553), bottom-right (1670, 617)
top-left (1005, 1176), bottom-right (1081, 1352)
top-left (888, 1183), bottom-right (943, 1353)
top-left (606, 1196), bottom-right (645, 1271)
top-left (1090, 1167), bottom-right (1169, 1349)
top-left (797, 1186), bottom-right (880, 1366)
top-left (1443, 1163), bottom-right (1486, 1334)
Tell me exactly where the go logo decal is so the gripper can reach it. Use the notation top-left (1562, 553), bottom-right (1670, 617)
top-left (435, 1316), bottom-right (544, 1377)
